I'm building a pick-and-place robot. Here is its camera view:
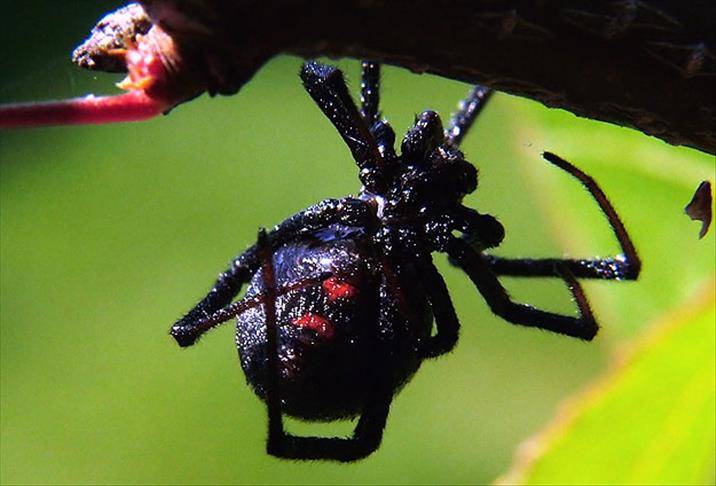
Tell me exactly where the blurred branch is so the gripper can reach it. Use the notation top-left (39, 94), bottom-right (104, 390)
top-left (139, 0), bottom-right (715, 154)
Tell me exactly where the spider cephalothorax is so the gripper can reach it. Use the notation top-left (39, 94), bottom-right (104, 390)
top-left (170, 60), bottom-right (640, 461)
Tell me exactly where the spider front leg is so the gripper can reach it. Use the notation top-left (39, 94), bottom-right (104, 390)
top-left (300, 61), bottom-right (388, 194)
top-left (444, 85), bottom-right (492, 149)
top-left (257, 229), bottom-right (393, 462)
top-left (485, 152), bottom-right (641, 281)
top-left (448, 237), bottom-right (599, 340)
top-left (359, 61), bottom-right (397, 162)
top-left (170, 198), bottom-right (375, 346)
top-left (170, 252), bottom-right (255, 347)
top-left (360, 61), bottom-right (381, 127)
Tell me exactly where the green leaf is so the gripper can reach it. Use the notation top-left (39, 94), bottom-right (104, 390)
top-left (500, 280), bottom-right (716, 485)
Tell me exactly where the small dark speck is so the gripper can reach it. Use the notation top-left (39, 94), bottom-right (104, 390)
top-left (684, 181), bottom-right (712, 239)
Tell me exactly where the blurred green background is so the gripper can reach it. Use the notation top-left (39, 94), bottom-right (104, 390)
top-left (1, 2), bottom-right (714, 484)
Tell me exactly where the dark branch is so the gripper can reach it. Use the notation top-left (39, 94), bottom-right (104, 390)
top-left (131, 0), bottom-right (715, 154)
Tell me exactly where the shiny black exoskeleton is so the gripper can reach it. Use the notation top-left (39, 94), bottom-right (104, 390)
top-left (236, 225), bottom-right (430, 421)
top-left (171, 61), bottom-right (640, 462)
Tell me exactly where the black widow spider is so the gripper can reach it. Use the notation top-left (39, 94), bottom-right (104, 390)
top-left (170, 60), bottom-right (641, 461)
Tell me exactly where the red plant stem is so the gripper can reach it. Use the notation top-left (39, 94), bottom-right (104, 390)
top-left (0, 90), bottom-right (165, 129)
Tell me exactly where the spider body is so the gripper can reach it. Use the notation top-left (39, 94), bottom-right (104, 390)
top-left (236, 101), bottom-right (489, 421)
top-left (171, 60), bottom-right (640, 461)
top-left (236, 226), bottom-right (430, 421)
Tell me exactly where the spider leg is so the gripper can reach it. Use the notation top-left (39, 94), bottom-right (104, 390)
top-left (300, 61), bottom-right (388, 194)
top-left (170, 251), bottom-right (254, 347)
top-left (444, 85), bottom-right (492, 149)
top-left (266, 387), bottom-right (392, 462)
top-left (417, 255), bottom-right (460, 358)
top-left (360, 61), bottom-right (397, 162)
top-left (258, 228), bottom-right (392, 462)
top-left (170, 198), bottom-right (375, 346)
top-left (360, 61), bottom-right (381, 128)
top-left (448, 237), bottom-right (599, 340)
top-left (485, 152), bottom-right (641, 280)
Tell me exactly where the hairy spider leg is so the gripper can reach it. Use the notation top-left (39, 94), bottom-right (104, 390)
top-left (484, 152), bottom-right (641, 281)
top-left (444, 85), bottom-right (493, 149)
top-left (172, 271), bottom-right (334, 346)
top-left (360, 61), bottom-right (381, 128)
top-left (257, 229), bottom-right (394, 462)
top-left (300, 61), bottom-right (388, 194)
top-left (417, 255), bottom-right (461, 358)
top-left (359, 61), bottom-right (398, 164)
top-left (171, 198), bottom-right (375, 346)
top-left (447, 237), bottom-right (599, 340)
top-left (257, 228), bottom-right (284, 452)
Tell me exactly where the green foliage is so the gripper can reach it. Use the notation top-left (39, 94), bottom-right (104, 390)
top-left (501, 284), bottom-right (715, 485)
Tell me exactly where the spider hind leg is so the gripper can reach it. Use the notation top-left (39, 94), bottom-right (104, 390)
top-left (257, 229), bottom-right (393, 462)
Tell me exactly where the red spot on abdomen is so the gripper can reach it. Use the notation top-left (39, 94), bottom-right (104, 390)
top-left (291, 313), bottom-right (335, 340)
top-left (322, 277), bottom-right (358, 302)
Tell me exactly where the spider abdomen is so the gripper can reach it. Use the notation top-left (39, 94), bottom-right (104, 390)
top-left (235, 226), bottom-right (430, 420)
